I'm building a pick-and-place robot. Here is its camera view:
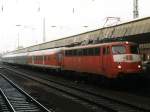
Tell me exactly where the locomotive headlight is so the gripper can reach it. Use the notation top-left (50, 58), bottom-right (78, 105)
top-left (138, 65), bottom-right (141, 68)
top-left (125, 41), bottom-right (129, 44)
top-left (117, 65), bottom-right (122, 69)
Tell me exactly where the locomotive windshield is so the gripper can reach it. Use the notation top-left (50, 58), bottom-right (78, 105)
top-left (112, 45), bottom-right (126, 54)
top-left (130, 45), bottom-right (139, 54)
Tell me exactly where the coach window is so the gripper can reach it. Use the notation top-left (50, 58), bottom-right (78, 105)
top-left (76, 49), bottom-right (79, 56)
top-left (71, 50), bottom-right (73, 56)
top-left (68, 50), bottom-right (70, 56)
top-left (44, 56), bottom-right (46, 61)
top-left (47, 56), bottom-right (49, 60)
top-left (80, 49), bottom-right (83, 56)
top-left (69, 50), bottom-right (72, 56)
top-left (72, 50), bottom-right (75, 56)
top-left (67, 51), bottom-right (69, 56)
top-left (32, 56), bottom-right (34, 61)
top-left (79, 49), bottom-right (83, 56)
top-left (69, 50), bottom-right (71, 56)
top-left (74, 50), bottom-right (77, 56)
top-left (66, 51), bottom-right (68, 56)
top-left (43, 56), bottom-right (45, 61)
top-left (65, 51), bottom-right (68, 56)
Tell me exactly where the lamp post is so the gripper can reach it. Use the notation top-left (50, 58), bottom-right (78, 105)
top-left (43, 17), bottom-right (46, 42)
top-left (16, 24), bottom-right (21, 49)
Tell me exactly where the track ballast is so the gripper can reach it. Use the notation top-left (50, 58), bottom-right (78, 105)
top-left (0, 73), bottom-right (51, 112)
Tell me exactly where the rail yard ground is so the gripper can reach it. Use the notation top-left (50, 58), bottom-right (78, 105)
top-left (0, 63), bottom-right (150, 112)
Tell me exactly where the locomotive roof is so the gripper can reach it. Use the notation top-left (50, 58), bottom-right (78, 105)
top-left (65, 41), bottom-right (137, 50)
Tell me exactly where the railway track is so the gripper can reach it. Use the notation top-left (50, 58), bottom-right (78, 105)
top-left (1, 65), bottom-right (150, 112)
top-left (0, 72), bottom-right (51, 112)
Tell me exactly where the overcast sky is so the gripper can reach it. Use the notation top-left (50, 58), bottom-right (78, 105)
top-left (0, 0), bottom-right (149, 53)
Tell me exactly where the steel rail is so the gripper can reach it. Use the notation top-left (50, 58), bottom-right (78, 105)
top-left (0, 73), bottom-right (51, 112)
top-left (0, 88), bottom-right (16, 112)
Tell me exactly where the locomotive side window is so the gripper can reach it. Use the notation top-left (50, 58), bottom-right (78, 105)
top-left (94, 47), bottom-right (100, 55)
top-left (83, 49), bottom-right (87, 55)
top-left (88, 48), bottom-right (94, 55)
top-left (65, 47), bottom-right (100, 56)
top-left (106, 47), bottom-right (110, 54)
top-left (130, 45), bottom-right (139, 54)
top-left (103, 47), bottom-right (109, 55)
top-left (112, 45), bottom-right (126, 54)
top-left (103, 48), bottom-right (106, 55)
top-left (65, 50), bottom-right (75, 56)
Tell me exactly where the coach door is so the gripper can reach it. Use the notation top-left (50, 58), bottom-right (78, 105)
top-left (57, 53), bottom-right (63, 66)
top-left (102, 46), bottom-right (111, 75)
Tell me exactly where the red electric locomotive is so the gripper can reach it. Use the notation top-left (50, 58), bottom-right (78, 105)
top-left (63, 41), bottom-right (142, 78)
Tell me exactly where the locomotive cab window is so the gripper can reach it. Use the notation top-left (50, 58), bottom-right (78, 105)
top-left (112, 45), bottom-right (126, 54)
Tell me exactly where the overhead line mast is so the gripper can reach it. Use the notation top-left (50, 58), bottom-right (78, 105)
top-left (133, 0), bottom-right (139, 19)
